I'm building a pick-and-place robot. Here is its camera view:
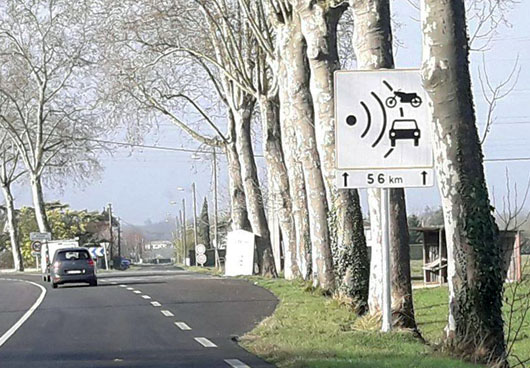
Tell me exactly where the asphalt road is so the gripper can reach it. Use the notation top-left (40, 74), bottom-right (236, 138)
top-left (0, 265), bottom-right (277, 368)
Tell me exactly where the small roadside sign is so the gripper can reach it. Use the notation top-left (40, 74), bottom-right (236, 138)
top-left (196, 244), bottom-right (206, 255)
top-left (88, 247), bottom-right (105, 258)
top-left (197, 254), bottom-right (207, 265)
top-left (30, 232), bottom-right (51, 241)
top-left (335, 69), bottom-right (434, 189)
top-left (31, 241), bottom-right (42, 252)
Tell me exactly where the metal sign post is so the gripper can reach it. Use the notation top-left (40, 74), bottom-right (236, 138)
top-left (381, 188), bottom-right (391, 332)
top-left (335, 69), bottom-right (434, 333)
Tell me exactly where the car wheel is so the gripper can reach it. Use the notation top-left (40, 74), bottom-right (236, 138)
top-left (52, 282), bottom-right (58, 289)
top-left (42, 275), bottom-right (46, 282)
top-left (46, 275), bottom-right (51, 282)
top-left (90, 280), bottom-right (98, 287)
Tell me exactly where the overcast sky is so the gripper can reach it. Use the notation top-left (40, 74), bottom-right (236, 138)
top-left (7, 1), bottom-right (530, 226)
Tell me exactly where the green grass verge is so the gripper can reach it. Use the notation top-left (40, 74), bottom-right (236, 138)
top-left (240, 277), bottom-right (530, 368)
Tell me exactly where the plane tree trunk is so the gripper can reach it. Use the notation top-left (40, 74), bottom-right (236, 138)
top-left (293, 0), bottom-right (368, 302)
top-left (352, 0), bottom-right (417, 328)
top-left (259, 95), bottom-right (300, 279)
top-left (226, 111), bottom-right (252, 232)
top-left (233, 99), bottom-right (277, 277)
top-left (421, 0), bottom-right (506, 363)
top-left (30, 173), bottom-right (51, 233)
top-left (278, 11), bottom-right (334, 291)
top-left (1, 184), bottom-right (23, 271)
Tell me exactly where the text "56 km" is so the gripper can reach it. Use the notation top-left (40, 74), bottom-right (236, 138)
top-left (367, 173), bottom-right (403, 185)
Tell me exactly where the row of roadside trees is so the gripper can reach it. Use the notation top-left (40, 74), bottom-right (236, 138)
top-left (0, 0), bottom-right (516, 365)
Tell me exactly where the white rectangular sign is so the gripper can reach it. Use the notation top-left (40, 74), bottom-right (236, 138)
top-left (337, 168), bottom-right (434, 189)
top-left (224, 230), bottom-right (255, 277)
top-left (30, 232), bottom-right (51, 241)
top-left (335, 69), bottom-right (434, 188)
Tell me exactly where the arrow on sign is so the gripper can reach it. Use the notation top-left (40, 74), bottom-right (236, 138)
top-left (342, 172), bottom-right (349, 187)
top-left (421, 171), bottom-right (428, 185)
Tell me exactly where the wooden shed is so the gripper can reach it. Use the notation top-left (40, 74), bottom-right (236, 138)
top-left (411, 227), bottom-right (522, 285)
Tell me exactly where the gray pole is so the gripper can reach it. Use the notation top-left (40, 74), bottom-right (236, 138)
top-left (192, 182), bottom-right (198, 250)
top-left (178, 210), bottom-right (183, 264)
top-left (108, 203), bottom-right (113, 267)
top-left (182, 198), bottom-right (187, 264)
top-left (213, 148), bottom-right (219, 268)
top-left (381, 188), bottom-right (392, 332)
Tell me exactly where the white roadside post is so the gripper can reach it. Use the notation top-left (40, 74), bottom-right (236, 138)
top-left (334, 69), bottom-right (434, 333)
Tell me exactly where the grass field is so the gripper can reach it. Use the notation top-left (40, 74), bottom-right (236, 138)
top-left (240, 276), bottom-right (530, 368)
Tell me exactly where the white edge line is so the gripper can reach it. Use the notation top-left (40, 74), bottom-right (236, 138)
top-left (224, 359), bottom-right (251, 368)
top-left (174, 322), bottom-right (191, 330)
top-left (194, 337), bottom-right (217, 348)
top-left (0, 279), bottom-right (46, 348)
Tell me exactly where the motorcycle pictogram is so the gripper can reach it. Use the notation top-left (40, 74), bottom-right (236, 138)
top-left (385, 91), bottom-right (422, 108)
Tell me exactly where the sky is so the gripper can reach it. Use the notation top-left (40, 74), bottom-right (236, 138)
top-left (7, 1), bottom-right (530, 227)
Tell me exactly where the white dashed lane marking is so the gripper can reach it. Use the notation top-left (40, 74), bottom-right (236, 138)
top-left (150, 301), bottom-right (161, 307)
top-left (141, 295), bottom-right (151, 299)
top-left (174, 322), bottom-right (191, 331)
top-left (224, 359), bottom-right (251, 368)
top-left (133, 290), bottom-right (142, 294)
top-left (161, 310), bottom-right (174, 317)
top-left (126, 287), bottom-right (134, 291)
top-left (194, 337), bottom-right (217, 348)
top-left (119, 285), bottom-right (127, 288)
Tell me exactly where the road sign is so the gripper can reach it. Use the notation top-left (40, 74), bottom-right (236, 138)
top-left (196, 254), bottom-right (207, 265)
top-left (196, 244), bottom-right (206, 255)
top-left (335, 69), bottom-right (433, 188)
top-left (88, 247), bottom-right (105, 258)
top-left (30, 232), bottom-right (51, 241)
top-left (31, 241), bottom-right (42, 252)
top-left (225, 230), bottom-right (255, 277)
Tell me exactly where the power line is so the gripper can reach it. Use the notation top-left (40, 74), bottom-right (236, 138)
top-left (58, 135), bottom-right (530, 163)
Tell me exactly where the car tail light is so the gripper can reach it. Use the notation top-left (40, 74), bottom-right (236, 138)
top-left (53, 261), bottom-right (60, 269)
top-left (87, 259), bottom-right (94, 267)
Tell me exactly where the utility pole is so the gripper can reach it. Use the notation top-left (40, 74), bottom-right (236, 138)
top-left (192, 182), bottom-right (198, 251)
top-left (108, 203), bottom-right (114, 267)
top-left (213, 148), bottom-right (219, 268)
top-left (182, 198), bottom-right (187, 265)
top-left (179, 209), bottom-right (184, 264)
top-left (117, 218), bottom-right (121, 258)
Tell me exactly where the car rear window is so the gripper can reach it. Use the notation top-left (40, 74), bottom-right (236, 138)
top-left (56, 251), bottom-right (90, 261)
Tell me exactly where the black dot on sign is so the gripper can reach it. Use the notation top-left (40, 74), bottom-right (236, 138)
top-left (346, 115), bottom-right (357, 126)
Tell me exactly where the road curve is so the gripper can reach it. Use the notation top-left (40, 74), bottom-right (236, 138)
top-left (0, 267), bottom-right (277, 368)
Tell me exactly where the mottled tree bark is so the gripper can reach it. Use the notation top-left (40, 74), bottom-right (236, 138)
top-left (292, 0), bottom-right (368, 303)
top-left (259, 95), bottom-right (300, 279)
top-left (352, 0), bottom-right (417, 329)
top-left (1, 184), bottom-right (23, 271)
top-left (30, 173), bottom-right (51, 233)
top-left (278, 12), bottom-right (334, 290)
top-left (225, 111), bottom-right (252, 232)
top-left (421, 0), bottom-right (506, 363)
top-left (234, 98), bottom-right (277, 277)
top-left (389, 189), bottom-right (416, 329)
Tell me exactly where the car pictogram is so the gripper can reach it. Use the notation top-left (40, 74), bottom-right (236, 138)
top-left (389, 119), bottom-right (421, 147)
